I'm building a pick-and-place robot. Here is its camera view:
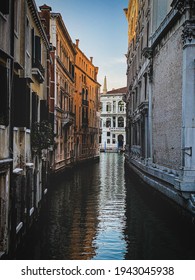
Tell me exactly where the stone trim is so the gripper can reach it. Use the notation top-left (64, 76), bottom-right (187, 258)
top-left (182, 20), bottom-right (195, 44)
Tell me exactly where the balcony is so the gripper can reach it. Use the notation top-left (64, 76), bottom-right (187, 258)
top-left (88, 127), bottom-right (98, 134)
top-left (62, 111), bottom-right (75, 127)
top-left (32, 60), bottom-right (45, 83)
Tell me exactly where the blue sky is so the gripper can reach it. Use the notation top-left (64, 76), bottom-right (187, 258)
top-left (35, 0), bottom-right (128, 91)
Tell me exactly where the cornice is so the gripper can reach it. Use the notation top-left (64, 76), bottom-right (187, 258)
top-left (27, 0), bottom-right (50, 49)
top-left (51, 13), bottom-right (76, 56)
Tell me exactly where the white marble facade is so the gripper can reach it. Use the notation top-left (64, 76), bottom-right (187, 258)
top-left (100, 87), bottom-right (127, 152)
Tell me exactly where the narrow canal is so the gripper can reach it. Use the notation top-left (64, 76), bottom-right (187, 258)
top-left (17, 153), bottom-right (195, 260)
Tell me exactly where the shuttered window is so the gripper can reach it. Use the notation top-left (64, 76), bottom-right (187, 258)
top-left (13, 76), bottom-right (30, 128)
top-left (32, 32), bottom-right (42, 66)
top-left (32, 92), bottom-right (39, 125)
top-left (31, 28), bottom-right (35, 65)
top-left (40, 100), bottom-right (48, 122)
top-left (0, 2), bottom-right (9, 14)
top-left (35, 36), bottom-right (41, 63)
top-left (0, 65), bottom-right (9, 126)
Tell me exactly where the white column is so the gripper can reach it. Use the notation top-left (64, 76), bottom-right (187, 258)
top-left (148, 80), bottom-right (153, 160)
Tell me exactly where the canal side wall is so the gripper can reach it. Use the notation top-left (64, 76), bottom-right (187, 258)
top-left (125, 156), bottom-right (195, 216)
top-left (50, 155), bottom-right (100, 182)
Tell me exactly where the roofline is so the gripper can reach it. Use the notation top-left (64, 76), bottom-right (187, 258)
top-left (51, 13), bottom-right (77, 55)
top-left (27, 0), bottom-right (50, 49)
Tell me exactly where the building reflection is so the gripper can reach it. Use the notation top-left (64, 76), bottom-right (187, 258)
top-left (92, 153), bottom-right (127, 259)
top-left (42, 164), bottom-right (100, 259)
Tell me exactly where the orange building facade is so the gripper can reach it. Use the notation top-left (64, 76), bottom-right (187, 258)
top-left (74, 40), bottom-right (101, 163)
top-left (39, 6), bottom-right (76, 173)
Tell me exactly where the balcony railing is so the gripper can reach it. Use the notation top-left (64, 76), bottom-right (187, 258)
top-left (62, 111), bottom-right (75, 127)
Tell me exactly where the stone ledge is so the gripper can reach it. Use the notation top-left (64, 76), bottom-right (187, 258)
top-left (125, 158), bottom-right (195, 215)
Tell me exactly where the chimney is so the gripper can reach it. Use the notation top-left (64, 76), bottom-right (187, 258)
top-left (39, 5), bottom-right (52, 41)
top-left (76, 39), bottom-right (79, 47)
top-left (90, 57), bottom-right (93, 63)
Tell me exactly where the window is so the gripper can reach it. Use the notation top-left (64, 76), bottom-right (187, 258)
top-left (15, 175), bottom-right (23, 228)
top-left (0, 2), bottom-right (9, 14)
top-left (113, 117), bottom-right (116, 128)
top-left (107, 139), bottom-right (110, 144)
top-left (113, 101), bottom-right (116, 112)
top-left (14, 0), bottom-right (19, 33)
top-left (40, 100), bottom-right (48, 122)
top-left (86, 89), bottom-right (88, 100)
top-left (60, 90), bottom-right (63, 109)
top-left (107, 132), bottom-right (110, 137)
top-left (26, 18), bottom-right (30, 53)
top-left (72, 64), bottom-right (75, 79)
top-left (106, 118), bottom-right (111, 128)
top-left (112, 139), bottom-right (116, 144)
top-left (27, 168), bottom-right (34, 213)
top-left (0, 65), bottom-right (9, 126)
top-left (106, 102), bottom-right (111, 112)
top-left (82, 88), bottom-right (85, 99)
top-left (32, 92), bottom-right (39, 124)
top-left (112, 134), bottom-right (115, 138)
top-left (13, 76), bottom-right (30, 128)
top-left (118, 101), bottom-right (124, 112)
top-left (118, 117), bottom-right (124, 127)
top-left (32, 31), bottom-right (41, 62)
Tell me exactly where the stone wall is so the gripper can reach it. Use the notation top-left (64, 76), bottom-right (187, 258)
top-left (152, 25), bottom-right (183, 169)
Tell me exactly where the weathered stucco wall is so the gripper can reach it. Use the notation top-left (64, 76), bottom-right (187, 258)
top-left (152, 25), bottom-right (183, 169)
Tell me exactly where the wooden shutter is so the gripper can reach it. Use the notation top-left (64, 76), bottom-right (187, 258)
top-left (40, 100), bottom-right (48, 122)
top-left (35, 36), bottom-right (41, 63)
top-left (32, 92), bottom-right (38, 124)
top-left (13, 77), bottom-right (30, 128)
top-left (0, 2), bottom-right (10, 15)
top-left (0, 65), bottom-right (9, 125)
top-left (31, 28), bottom-right (35, 65)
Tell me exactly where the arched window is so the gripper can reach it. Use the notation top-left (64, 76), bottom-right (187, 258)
top-left (118, 101), bottom-right (124, 112)
top-left (106, 102), bottom-right (111, 112)
top-left (118, 116), bottom-right (124, 127)
top-left (106, 118), bottom-right (111, 127)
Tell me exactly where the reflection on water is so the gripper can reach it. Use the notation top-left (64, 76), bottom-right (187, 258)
top-left (17, 153), bottom-right (195, 260)
top-left (92, 153), bottom-right (127, 259)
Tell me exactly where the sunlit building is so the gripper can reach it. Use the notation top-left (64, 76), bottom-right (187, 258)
top-left (100, 77), bottom-right (127, 152)
top-left (74, 39), bottom-right (101, 163)
top-left (39, 5), bottom-right (76, 173)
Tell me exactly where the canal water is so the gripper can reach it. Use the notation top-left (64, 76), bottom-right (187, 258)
top-left (17, 153), bottom-right (195, 260)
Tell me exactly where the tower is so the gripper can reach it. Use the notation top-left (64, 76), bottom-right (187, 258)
top-left (103, 76), bottom-right (107, 94)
